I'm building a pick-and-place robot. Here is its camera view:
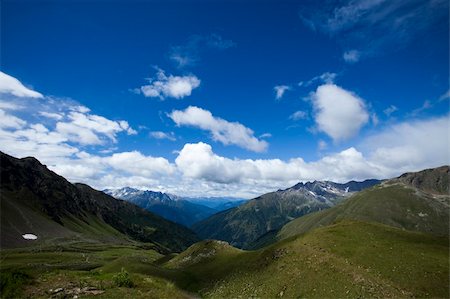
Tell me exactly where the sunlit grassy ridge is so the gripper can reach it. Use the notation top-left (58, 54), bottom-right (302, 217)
top-left (276, 183), bottom-right (450, 243)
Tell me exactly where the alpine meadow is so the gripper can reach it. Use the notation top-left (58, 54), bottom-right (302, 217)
top-left (0, 1), bottom-right (449, 298)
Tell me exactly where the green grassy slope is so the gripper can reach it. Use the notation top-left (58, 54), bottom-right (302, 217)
top-left (170, 221), bottom-right (449, 298)
top-left (0, 243), bottom-right (192, 298)
top-left (277, 182), bottom-right (449, 243)
top-left (2, 220), bottom-right (448, 298)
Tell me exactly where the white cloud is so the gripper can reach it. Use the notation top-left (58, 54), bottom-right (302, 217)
top-left (0, 100), bottom-right (23, 110)
top-left (311, 84), bottom-right (369, 141)
top-left (343, 50), bottom-right (360, 63)
top-left (274, 85), bottom-right (291, 100)
top-left (149, 131), bottom-right (176, 141)
top-left (139, 68), bottom-right (200, 99)
top-left (55, 111), bottom-right (137, 145)
top-left (0, 71), bottom-right (43, 98)
top-left (169, 106), bottom-right (268, 152)
top-left (363, 115), bottom-right (450, 172)
top-left (175, 142), bottom-right (380, 187)
top-left (0, 72), bottom-right (447, 198)
top-left (56, 121), bottom-right (103, 145)
top-left (0, 109), bottom-right (27, 129)
top-left (289, 110), bottom-right (307, 121)
top-left (39, 111), bottom-right (64, 120)
top-left (105, 151), bottom-right (175, 177)
top-left (175, 115), bottom-right (449, 194)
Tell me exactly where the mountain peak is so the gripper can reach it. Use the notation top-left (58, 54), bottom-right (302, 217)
top-left (396, 165), bottom-right (449, 195)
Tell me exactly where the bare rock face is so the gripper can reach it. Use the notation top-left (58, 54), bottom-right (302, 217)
top-left (396, 165), bottom-right (449, 195)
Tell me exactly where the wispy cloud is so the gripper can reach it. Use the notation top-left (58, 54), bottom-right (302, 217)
top-left (274, 85), bottom-right (291, 100)
top-left (149, 131), bottom-right (176, 141)
top-left (169, 34), bottom-right (235, 68)
top-left (383, 105), bottom-right (398, 116)
top-left (343, 49), bottom-right (360, 63)
top-left (298, 72), bottom-right (337, 87)
top-left (169, 106), bottom-right (268, 152)
top-left (289, 110), bottom-right (308, 121)
top-left (439, 89), bottom-right (450, 101)
top-left (300, 0), bottom-right (448, 59)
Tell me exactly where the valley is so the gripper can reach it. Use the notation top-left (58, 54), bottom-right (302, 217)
top-left (0, 151), bottom-right (448, 298)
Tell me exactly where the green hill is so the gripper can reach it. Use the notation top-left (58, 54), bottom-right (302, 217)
top-left (160, 220), bottom-right (449, 298)
top-left (274, 166), bottom-right (449, 244)
top-left (0, 151), bottom-right (199, 252)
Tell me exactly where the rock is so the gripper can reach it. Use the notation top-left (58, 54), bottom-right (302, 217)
top-left (52, 288), bottom-right (64, 294)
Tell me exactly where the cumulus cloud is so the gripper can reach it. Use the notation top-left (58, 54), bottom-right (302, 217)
top-left (1, 72), bottom-right (447, 198)
top-left (0, 71), bottom-right (43, 98)
top-left (311, 84), bottom-right (369, 141)
top-left (149, 131), bottom-right (176, 141)
top-left (139, 68), bottom-right (200, 99)
top-left (343, 49), bottom-right (360, 63)
top-left (106, 151), bottom-right (175, 176)
top-left (174, 142), bottom-right (384, 189)
top-left (363, 115), bottom-right (450, 172)
top-left (175, 114), bottom-right (449, 193)
top-left (274, 85), bottom-right (291, 100)
top-left (169, 106), bottom-right (268, 152)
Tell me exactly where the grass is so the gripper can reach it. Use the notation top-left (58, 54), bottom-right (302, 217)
top-left (167, 220), bottom-right (449, 298)
top-left (277, 183), bottom-right (450, 242)
top-left (0, 269), bottom-right (31, 298)
top-left (1, 219), bottom-right (448, 298)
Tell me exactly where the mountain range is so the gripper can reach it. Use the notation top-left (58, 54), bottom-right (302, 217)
top-left (103, 187), bottom-right (247, 227)
top-left (192, 179), bottom-right (381, 248)
top-left (1, 151), bottom-right (448, 298)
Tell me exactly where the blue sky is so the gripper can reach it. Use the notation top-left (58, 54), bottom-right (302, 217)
top-left (1, 0), bottom-right (449, 197)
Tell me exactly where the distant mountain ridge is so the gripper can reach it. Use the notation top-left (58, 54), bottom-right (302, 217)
top-left (269, 165), bottom-right (450, 247)
top-left (192, 178), bottom-right (381, 248)
top-left (0, 151), bottom-right (198, 252)
top-left (103, 187), bottom-right (247, 227)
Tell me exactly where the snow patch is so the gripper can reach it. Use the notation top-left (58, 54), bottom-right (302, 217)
top-left (22, 233), bottom-right (38, 240)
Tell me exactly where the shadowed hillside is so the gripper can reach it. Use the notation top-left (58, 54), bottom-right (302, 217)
top-left (0, 151), bottom-right (199, 252)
